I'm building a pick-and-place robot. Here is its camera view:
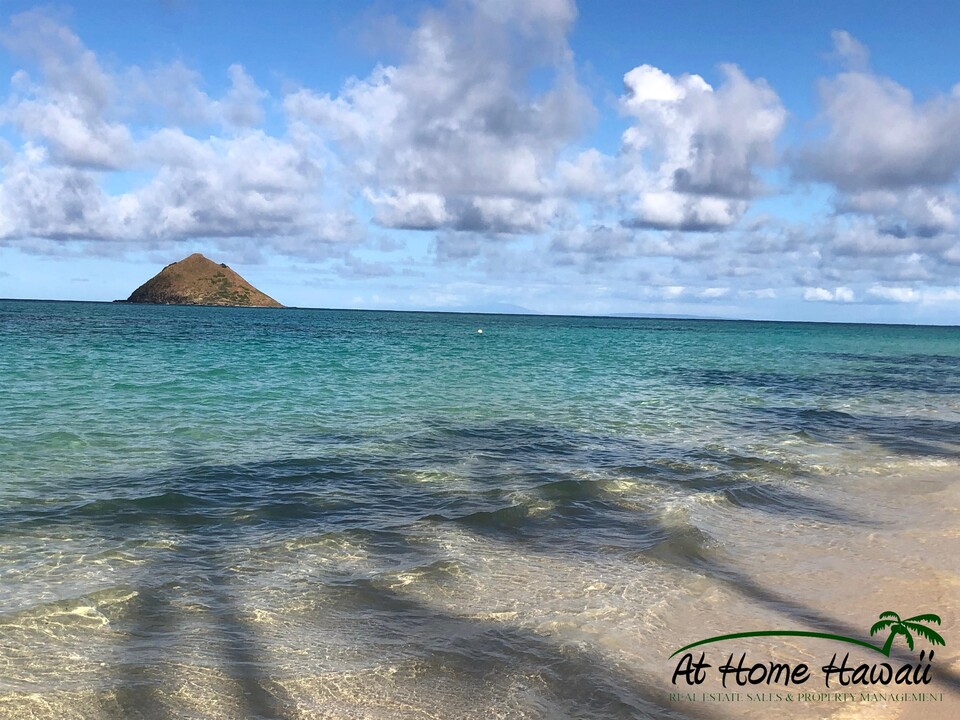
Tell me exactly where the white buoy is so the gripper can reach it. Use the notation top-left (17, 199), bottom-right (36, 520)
top-left (477, 328), bottom-right (483, 334)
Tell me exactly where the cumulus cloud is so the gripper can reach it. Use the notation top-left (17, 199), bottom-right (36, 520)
top-left (799, 32), bottom-right (960, 193)
top-left (618, 63), bottom-right (785, 231)
top-left (557, 148), bottom-right (614, 197)
top-left (129, 130), bottom-right (327, 241)
top-left (0, 144), bottom-right (114, 240)
top-left (0, 131), bottom-right (348, 249)
top-left (548, 225), bottom-right (638, 266)
top-left (827, 219), bottom-right (949, 258)
top-left (803, 286), bottom-right (854, 302)
top-left (837, 188), bottom-right (957, 238)
top-left (0, 10), bottom-right (355, 256)
top-left (1, 10), bottom-right (132, 169)
top-left (285, 0), bottom-right (593, 234)
top-left (796, 31), bottom-right (960, 292)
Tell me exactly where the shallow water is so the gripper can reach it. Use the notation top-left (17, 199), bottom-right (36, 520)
top-left (1, 300), bottom-right (958, 719)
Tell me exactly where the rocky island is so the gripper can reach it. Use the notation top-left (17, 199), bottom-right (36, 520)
top-left (123, 253), bottom-right (283, 307)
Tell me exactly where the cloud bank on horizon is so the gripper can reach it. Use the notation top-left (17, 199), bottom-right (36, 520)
top-left (0, 1), bottom-right (958, 321)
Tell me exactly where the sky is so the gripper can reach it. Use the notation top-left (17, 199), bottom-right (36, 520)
top-left (0, 1), bottom-right (959, 324)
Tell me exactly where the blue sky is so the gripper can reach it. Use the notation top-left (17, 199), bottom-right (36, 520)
top-left (1, 0), bottom-right (959, 323)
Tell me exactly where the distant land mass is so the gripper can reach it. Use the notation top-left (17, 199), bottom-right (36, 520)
top-left (122, 253), bottom-right (283, 307)
top-left (608, 312), bottom-right (725, 320)
top-left (433, 302), bottom-right (539, 315)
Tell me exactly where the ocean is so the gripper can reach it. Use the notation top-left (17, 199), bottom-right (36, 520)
top-left (1, 299), bottom-right (958, 719)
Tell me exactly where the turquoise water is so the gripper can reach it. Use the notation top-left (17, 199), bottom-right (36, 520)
top-left (1, 300), bottom-right (959, 719)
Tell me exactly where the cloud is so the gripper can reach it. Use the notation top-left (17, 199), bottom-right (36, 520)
top-left (548, 225), bottom-right (638, 265)
top-left (803, 286), bottom-right (854, 302)
top-left (868, 285), bottom-right (920, 303)
top-left (0, 11), bottom-right (355, 257)
top-left (794, 32), bottom-right (960, 290)
top-left (799, 34), bottom-right (960, 193)
top-left (336, 255), bottom-right (396, 279)
top-left (1, 10), bottom-right (132, 169)
top-left (123, 61), bottom-right (217, 127)
top-left (0, 6), bottom-right (956, 321)
top-left (868, 285), bottom-right (960, 304)
top-left (836, 188), bottom-right (957, 238)
top-left (285, 0), bottom-right (593, 234)
top-left (123, 61), bottom-right (266, 130)
top-left (365, 189), bottom-right (451, 230)
top-left (618, 63), bottom-right (785, 230)
top-left (221, 64), bottom-right (267, 128)
top-left (698, 287), bottom-right (729, 298)
top-left (0, 144), bottom-right (113, 241)
top-left (830, 29), bottom-right (869, 71)
top-left (129, 130), bottom-right (328, 242)
top-left (557, 149), bottom-right (614, 197)
top-left (827, 219), bottom-right (947, 258)
top-left (809, 212), bottom-right (958, 287)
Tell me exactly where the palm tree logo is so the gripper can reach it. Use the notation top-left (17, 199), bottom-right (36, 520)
top-left (871, 611), bottom-right (946, 656)
top-left (670, 610), bottom-right (947, 659)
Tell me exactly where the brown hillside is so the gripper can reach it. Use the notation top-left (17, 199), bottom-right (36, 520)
top-left (125, 254), bottom-right (283, 307)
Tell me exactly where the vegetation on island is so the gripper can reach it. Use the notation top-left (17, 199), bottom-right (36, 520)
top-left (124, 253), bottom-right (283, 308)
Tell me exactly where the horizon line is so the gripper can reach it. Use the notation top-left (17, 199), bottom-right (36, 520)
top-left (1, 297), bottom-right (958, 329)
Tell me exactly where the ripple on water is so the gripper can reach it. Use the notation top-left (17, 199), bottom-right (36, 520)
top-left (2, 302), bottom-right (959, 718)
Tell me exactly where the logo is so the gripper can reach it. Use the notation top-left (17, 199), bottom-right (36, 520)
top-left (668, 611), bottom-right (947, 705)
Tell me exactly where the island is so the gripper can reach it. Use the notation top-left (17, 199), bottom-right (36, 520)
top-left (121, 253), bottom-right (283, 307)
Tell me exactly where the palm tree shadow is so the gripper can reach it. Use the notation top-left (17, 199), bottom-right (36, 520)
top-left (108, 588), bottom-right (176, 719)
top-left (314, 578), bottom-right (719, 720)
top-left (17, 413), bottom-right (953, 717)
top-left (99, 535), bottom-right (295, 719)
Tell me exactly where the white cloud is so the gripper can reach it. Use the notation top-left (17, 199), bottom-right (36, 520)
top-left (867, 285), bottom-right (919, 303)
top-left (0, 130), bottom-right (350, 250)
top-left (868, 285), bottom-right (960, 304)
top-left (800, 36), bottom-right (960, 192)
top-left (366, 189), bottom-right (450, 230)
top-left (618, 63), bottom-right (785, 230)
top-left (1, 11), bottom-right (132, 169)
top-left (798, 34), bottom-right (960, 285)
top-left (284, 0), bottom-right (592, 234)
top-left (221, 64), bottom-right (267, 128)
top-left (698, 287), bottom-right (729, 298)
top-left (557, 149), bottom-right (613, 197)
top-left (837, 188), bottom-right (957, 237)
top-left (830, 30), bottom-right (870, 71)
top-left (0, 11), bottom-right (356, 257)
top-left (627, 191), bottom-right (745, 232)
top-left (803, 286), bottom-right (854, 302)
top-left (2, 11), bottom-right (112, 116)
top-left (0, 144), bottom-right (112, 240)
top-left (123, 62), bottom-right (266, 130)
top-left (128, 130), bottom-right (326, 242)
top-left (123, 61), bottom-right (217, 127)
